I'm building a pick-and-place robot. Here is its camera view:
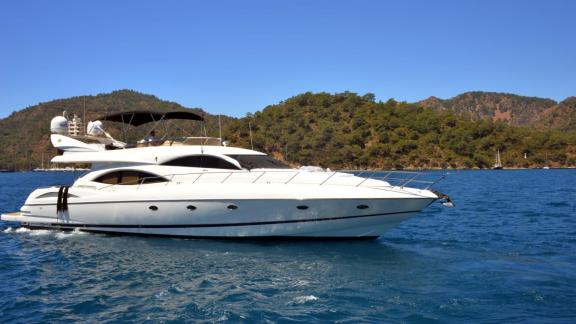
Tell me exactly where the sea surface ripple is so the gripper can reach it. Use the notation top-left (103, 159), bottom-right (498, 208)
top-left (1, 170), bottom-right (575, 323)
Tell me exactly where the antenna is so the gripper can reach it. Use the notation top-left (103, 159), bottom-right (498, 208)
top-left (248, 121), bottom-right (254, 150)
top-left (201, 112), bottom-right (206, 154)
top-left (202, 113), bottom-right (208, 137)
top-left (218, 114), bottom-right (222, 145)
top-left (83, 97), bottom-right (86, 135)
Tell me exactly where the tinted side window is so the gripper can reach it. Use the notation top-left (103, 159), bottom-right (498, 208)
top-left (122, 171), bottom-right (139, 184)
top-left (162, 155), bottom-right (240, 169)
top-left (97, 172), bottom-right (121, 184)
top-left (94, 171), bottom-right (167, 185)
top-left (226, 155), bottom-right (290, 169)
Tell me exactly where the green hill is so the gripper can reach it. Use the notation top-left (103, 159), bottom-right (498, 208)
top-left (1, 90), bottom-right (575, 170)
top-left (225, 92), bottom-right (576, 169)
top-left (0, 90), bottom-right (235, 170)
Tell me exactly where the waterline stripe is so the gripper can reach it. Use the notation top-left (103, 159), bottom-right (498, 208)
top-left (30, 210), bottom-right (420, 229)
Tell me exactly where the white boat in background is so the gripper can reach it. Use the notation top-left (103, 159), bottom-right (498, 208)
top-left (34, 165), bottom-right (89, 172)
top-left (493, 150), bottom-right (503, 170)
top-left (542, 153), bottom-right (550, 169)
top-left (33, 152), bottom-right (47, 172)
top-left (1, 110), bottom-right (453, 239)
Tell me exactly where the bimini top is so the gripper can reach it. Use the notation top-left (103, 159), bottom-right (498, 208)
top-left (98, 110), bottom-right (204, 126)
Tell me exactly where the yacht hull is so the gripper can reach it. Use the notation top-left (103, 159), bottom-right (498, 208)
top-left (2, 196), bottom-right (434, 238)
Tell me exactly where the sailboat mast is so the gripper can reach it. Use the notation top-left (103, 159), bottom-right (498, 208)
top-left (493, 149), bottom-right (503, 169)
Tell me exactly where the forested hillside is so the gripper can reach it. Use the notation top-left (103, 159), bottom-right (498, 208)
top-left (0, 90), bottom-right (575, 170)
top-left (225, 92), bottom-right (576, 169)
top-left (0, 90), bottom-right (235, 170)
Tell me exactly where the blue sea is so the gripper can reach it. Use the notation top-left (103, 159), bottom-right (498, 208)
top-left (1, 170), bottom-right (575, 323)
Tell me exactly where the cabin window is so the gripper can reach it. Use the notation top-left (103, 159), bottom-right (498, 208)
top-left (94, 171), bottom-right (167, 185)
top-left (226, 155), bottom-right (290, 170)
top-left (162, 155), bottom-right (240, 169)
top-left (97, 172), bottom-right (120, 184)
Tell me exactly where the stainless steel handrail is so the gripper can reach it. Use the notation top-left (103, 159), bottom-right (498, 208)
top-left (97, 169), bottom-right (446, 190)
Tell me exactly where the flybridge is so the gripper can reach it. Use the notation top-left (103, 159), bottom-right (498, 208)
top-left (49, 110), bottom-right (223, 155)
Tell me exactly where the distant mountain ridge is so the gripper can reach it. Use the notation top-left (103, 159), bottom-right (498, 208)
top-left (0, 89), bottom-right (574, 170)
top-left (224, 92), bottom-right (576, 169)
top-left (539, 97), bottom-right (576, 131)
top-left (419, 91), bottom-right (575, 130)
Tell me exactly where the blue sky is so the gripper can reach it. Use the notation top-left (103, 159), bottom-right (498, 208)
top-left (0, 0), bottom-right (574, 118)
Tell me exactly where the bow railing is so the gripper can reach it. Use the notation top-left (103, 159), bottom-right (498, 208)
top-left (97, 169), bottom-right (447, 191)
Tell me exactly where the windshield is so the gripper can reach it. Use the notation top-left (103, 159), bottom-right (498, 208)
top-left (162, 155), bottom-right (240, 170)
top-left (226, 155), bottom-right (291, 170)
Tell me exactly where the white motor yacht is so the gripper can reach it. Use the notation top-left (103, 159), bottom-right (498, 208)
top-left (1, 111), bottom-right (453, 239)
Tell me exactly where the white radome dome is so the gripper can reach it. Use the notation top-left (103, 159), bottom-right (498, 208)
top-left (50, 116), bottom-right (68, 134)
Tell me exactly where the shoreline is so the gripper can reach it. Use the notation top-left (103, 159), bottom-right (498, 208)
top-left (2, 167), bottom-right (575, 173)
